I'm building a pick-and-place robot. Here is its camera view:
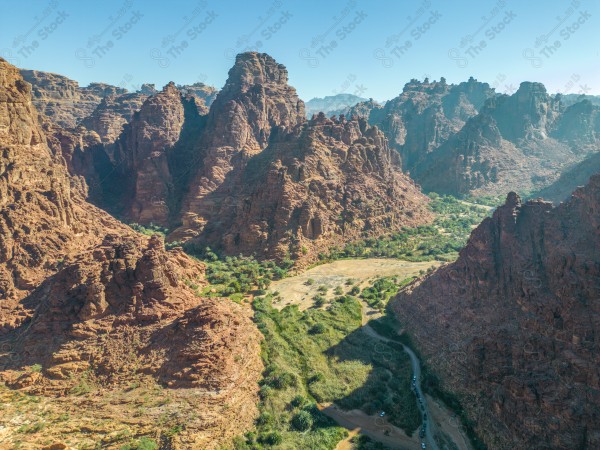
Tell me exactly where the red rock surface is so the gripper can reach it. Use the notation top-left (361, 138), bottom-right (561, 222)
top-left (172, 52), bottom-right (306, 240)
top-left (393, 177), bottom-right (600, 449)
top-left (20, 69), bottom-right (126, 129)
top-left (413, 82), bottom-right (600, 196)
top-left (194, 113), bottom-right (433, 263)
top-left (0, 57), bottom-right (262, 449)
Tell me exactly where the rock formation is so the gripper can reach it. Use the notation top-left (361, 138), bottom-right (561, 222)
top-left (0, 235), bottom-right (262, 448)
top-left (0, 57), bottom-right (262, 449)
top-left (172, 52), bottom-right (306, 240)
top-left (20, 69), bottom-right (126, 129)
top-left (370, 77), bottom-right (495, 171)
top-left (194, 113), bottom-right (433, 262)
top-left (0, 58), bottom-right (129, 305)
top-left (412, 82), bottom-right (600, 196)
top-left (80, 91), bottom-right (149, 144)
top-left (393, 177), bottom-right (600, 449)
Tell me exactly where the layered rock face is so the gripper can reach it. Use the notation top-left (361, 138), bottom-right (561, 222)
top-left (173, 52), bottom-right (306, 240)
top-left (0, 58), bottom-right (262, 448)
top-left (20, 69), bottom-right (126, 128)
top-left (194, 114), bottom-right (433, 262)
top-left (370, 77), bottom-right (494, 171)
top-left (0, 58), bottom-right (129, 305)
top-left (80, 91), bottom-right (149, 143)
top-left (112, 82), bottom-right (189, 226)
top-left (0, 235), bottom-right (262, 448)
top-left (393, 177), bottom-right (600, 449)
top-left (414, 82), bottom-right (600, 196)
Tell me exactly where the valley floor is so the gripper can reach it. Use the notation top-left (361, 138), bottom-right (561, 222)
top-left (269, 259), bottom-right (441, 311)
top-left (265, 258), bottom-right (472, 450)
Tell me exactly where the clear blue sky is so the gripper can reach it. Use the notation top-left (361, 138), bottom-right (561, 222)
top-left (2, 0), bottom-right (599, 101)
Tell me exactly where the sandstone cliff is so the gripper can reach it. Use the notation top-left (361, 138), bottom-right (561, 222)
top-left (172, 52), bottom-right (306, 240)
top-left (20, 69), bottom-right (126, 129)
top-left (0, 235), bottom-right (262, 449)
top-left (371, 77), bottom-right (495, 172)
top-left (393, 177), bottom-right (600, 449)
top-left (413, 82), bottom-right (600, 196)
top-left (0, 57), bottom-right (262, 449)
top-left (193, 113), bottom-right (433, 262)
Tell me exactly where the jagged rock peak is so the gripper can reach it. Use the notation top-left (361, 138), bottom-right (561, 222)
top-left (225, 52), bottom-right (291, 90)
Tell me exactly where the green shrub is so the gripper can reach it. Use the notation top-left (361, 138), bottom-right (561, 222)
top-left (291, 411), bottom-right (313, 431)
top-left (258, 431), bottom-right (283, 445)
top-left (290, 395), bottom-right (307, 408)
top-left (313, 295), bottom-right (326, 307)
top-left (309, 323), bottom-right (326, 334)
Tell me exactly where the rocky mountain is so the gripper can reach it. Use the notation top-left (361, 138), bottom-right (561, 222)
top-left (20, 69), bottom-right (127, 129)
top-left (559, 93), bottom-right (600, 107)
top-left (411, 83), bottom-right (600, 196)
top-left (0, 59), bottom-right (130, 305)
top-left (305, 93), bottom-right (368, 118)
top-left (167, 53), bottom-right (432, 263)
top-left (393, 177), bottom-right (600, 449)
top-left (191, 113), bottom-right (433, 262)
top-left (536, 151), bottom-right (600, 203)
top-left (80, 91), bottom-right (149, 144)
top-left (171, 52), bottom-right (307, 241)
top-left (0, 57), bottom-right (262, 448)
top-left (367, 77), bottom-right (495, 172)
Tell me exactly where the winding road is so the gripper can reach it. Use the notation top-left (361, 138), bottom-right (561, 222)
top-left (269, 258), bottom-right (469, 449)
top-left (361, 315), bottom-right (439, 450)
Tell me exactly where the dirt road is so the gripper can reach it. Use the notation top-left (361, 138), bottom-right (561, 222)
top-left (271, 258), bottom-right (471, 450)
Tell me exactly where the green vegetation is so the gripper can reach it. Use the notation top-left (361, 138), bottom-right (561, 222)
top-left (359, 277), bottom-right (412, 311)
top-left (235, 292), bottom-right (420, 449)
top-left (181, 247), bottom-right (291, 298)
top-left (319, 194), bottom-right (492, 263)
top-left (120, 437), bottom-right (158, 450)
top-left (127, 223), bottom-right (168, 237)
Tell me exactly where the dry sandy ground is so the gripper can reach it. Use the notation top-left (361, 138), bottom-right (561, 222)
top-left (318, 403), bottom-right (422, 450)
top-left (269, 259), bottom-right (442, 311)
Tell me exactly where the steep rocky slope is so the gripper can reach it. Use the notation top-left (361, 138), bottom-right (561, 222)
top-left (0, 235), bottom-right (262, 449)
top-left (164, 53), bottom-right (432, 263)
top-left (536, 151), bottom-right (600, 203)
top-left (0, 57), bottom-right (262, 448)
top-left (109, 82), bottom-right (201, 226)
top-left (0, 58), bottom-right (129, 306)
top-left (80, 91), bottom-right (149, 144)
top-left (172, 52), bottom-right (306, 241)
top-left (20, 69), bottom-right (126, 128)
top-left (393, 177), bottom-right (600, 449)
top-left (370, 77), bottom-right (494, 172)
top-left (413, 83), bottom-right (600, 196)
top-left (194, 113), bottom-right (433, 262)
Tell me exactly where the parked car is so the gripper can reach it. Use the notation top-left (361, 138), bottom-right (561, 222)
top-left (379, 411), bottom-right (385, 417)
